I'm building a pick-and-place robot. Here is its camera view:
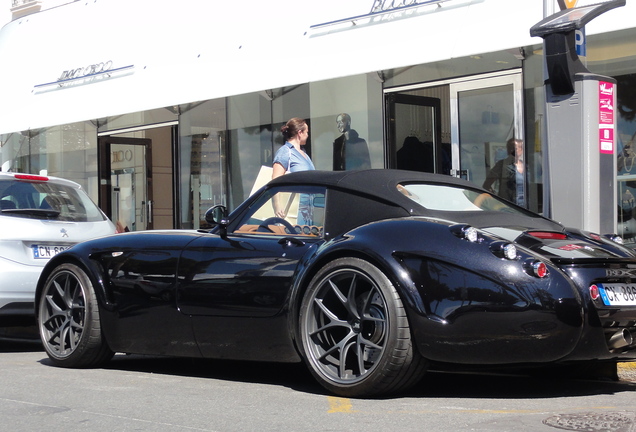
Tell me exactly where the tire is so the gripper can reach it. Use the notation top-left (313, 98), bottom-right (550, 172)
top-left (37, 263), bottom-right (114, 367)
top-left (299, 257), bottom-right (427, 397)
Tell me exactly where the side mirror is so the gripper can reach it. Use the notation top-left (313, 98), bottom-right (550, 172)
top-left (205, 205), bottom-right (229, 237)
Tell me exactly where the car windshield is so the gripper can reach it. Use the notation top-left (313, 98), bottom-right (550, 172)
top-left (0, 178), bottom-right (106, 222)
top-left (398, 183), bottom-right (526, 214)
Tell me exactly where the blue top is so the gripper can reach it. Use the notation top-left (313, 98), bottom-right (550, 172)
top-left (515, 169), bottom-right (525, 207)
top-left (273, 142), bottom-right (315, 173)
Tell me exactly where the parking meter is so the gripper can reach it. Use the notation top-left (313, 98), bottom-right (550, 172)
top-left (530, 0), bottom-right (625, 234)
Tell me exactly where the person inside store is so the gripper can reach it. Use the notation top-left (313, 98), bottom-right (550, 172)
top-left (272, 117), bottom-right (315, 223)
top-left (333, 113), bottom-right (371, 171)
top-left (482, 138), bottom-right (525, 207)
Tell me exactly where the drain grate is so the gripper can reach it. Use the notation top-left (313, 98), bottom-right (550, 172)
top-left (543, 412), bottom-right (634, 432)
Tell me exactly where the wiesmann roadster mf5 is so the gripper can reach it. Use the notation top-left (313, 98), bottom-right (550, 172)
top-left (35, 170), bottom-right (636, 397)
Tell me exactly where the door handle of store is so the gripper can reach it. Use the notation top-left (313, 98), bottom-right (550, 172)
top-left (142, 200), bottom-right (152, 224)
top-left (147, 200), bottom-right (153, 225)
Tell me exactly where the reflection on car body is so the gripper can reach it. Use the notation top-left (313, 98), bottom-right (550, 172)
top-left (34, 169), bottom-right (636, 397)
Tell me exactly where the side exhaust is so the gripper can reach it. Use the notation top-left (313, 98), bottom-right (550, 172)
top-left (608, 329), bottom-right (633, 350)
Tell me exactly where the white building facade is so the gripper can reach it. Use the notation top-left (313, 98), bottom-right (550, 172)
top-left (0, 0), bottom-right (635, 241)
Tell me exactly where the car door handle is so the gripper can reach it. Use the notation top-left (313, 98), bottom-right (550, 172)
top-left (278, 237), bottom-right (305, 247)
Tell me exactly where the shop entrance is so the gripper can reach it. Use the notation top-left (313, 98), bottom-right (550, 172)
top-left (449, 73), bottom-right (525, 196)
top-left (385, 71), bottom-right (527, 206)
top-left (99, 136), bottom-right (153, 232)
top-left (385, 94), bottom-right (449, 174)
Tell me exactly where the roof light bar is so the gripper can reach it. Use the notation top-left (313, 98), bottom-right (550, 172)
top-left (14, 174), bottom-right (49, 182)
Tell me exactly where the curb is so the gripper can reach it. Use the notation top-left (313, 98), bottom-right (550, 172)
top-left (618, 362), bottom-right (636, 382)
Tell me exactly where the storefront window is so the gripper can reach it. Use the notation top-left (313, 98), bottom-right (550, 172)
top-left (586, 29), bottom-right (636, 244)
top-left (179, 99), bottom-right (227, 229)
top-left (615, 73), bottom-right (636, 245)
top-left (227, 91), bottom-right (280, 210)
top-left (456, 83), bottom-right (522, 204)
top-left (226, 76), bottom-right (384, 212)
top-left (308, 75), bottom-right (383, 171)
top-left (0, 132), bottom-right (30, 173)
top-left (97, 107), bottom-right (178, 133)
top-left (0, 123), bottom-right (99, 202)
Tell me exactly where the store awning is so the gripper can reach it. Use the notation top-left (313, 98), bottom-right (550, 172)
top-left (0, 0), bottom-right (632, 135)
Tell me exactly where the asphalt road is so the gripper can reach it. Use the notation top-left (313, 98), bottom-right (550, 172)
top-left (2, 333), bottom-right (636, 432)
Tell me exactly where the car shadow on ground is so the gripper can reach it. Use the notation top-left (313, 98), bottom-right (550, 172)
top-left (0, 326), bottom-right (42, 353)
top-left (102, 354), bottom-right (326, 395)
top-left (37, 351), bottom-right (636, 399)
top-left (404, 368), bottom-right (636, 400)
top-left (0, 337), bottom-right (43, 353)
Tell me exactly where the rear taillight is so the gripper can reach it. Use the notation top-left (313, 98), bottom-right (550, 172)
top-left (532, 261), bottom-right (549, 278)
top-left (14, 174), bottom-right (49, 182)
top-left (524, 260), bottom-right (549, 278)
top-left (589, 284), bottom-right (600, 300)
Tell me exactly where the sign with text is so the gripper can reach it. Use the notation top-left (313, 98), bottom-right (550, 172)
top-left (599, 81), bottom-right (615, 154)
top-left (311, 0), bottom-right (454, 30)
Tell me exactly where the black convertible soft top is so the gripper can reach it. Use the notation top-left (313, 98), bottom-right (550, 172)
top-left (269, 169), bottom-right (475, 208)
top-left (268, 169), bottom-right (561, 232)
top-left (269, 169), bottom-right (471, 195)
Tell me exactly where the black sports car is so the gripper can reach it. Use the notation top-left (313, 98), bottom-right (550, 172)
top-left (35, 169), bottom-right (636, 397)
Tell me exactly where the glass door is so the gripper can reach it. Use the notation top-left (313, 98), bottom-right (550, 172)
top-left (450, 72), bottom-right (525, 204)
top-left (385, 94), bottom-right (449, 174)
top-left (99, 137), bottom-right (153, 231)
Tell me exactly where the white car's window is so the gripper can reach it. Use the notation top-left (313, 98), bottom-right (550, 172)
top-left (0, 178), bottom-right (106, 222)
top-left (398, 183), bottom-right (525, 214)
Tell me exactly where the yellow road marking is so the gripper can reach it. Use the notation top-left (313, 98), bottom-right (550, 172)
top-left (325, 399), bottom-right (618, 415)
top-left (327, 397), bottom-right (355, 413)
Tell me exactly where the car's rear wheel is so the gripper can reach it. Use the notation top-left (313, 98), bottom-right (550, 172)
top-left (299, 257), bottom-right (427, 397)
top-left (38, 263), bottom-right (113, 367)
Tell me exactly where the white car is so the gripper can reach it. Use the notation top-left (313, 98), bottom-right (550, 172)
top-left (0, 172), bottom-right (116, 326)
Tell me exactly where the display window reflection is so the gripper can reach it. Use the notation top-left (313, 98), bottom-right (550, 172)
top-left (615, 73), bottom-right (636, 245)
top-left (0, 122), bottom-right (99, 203)
top-left (179, 100), bottom-right (227, 230)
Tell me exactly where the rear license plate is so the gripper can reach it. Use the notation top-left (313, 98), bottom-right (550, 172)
top-left (598, 283), bottom-right (636, 306)
top-left (32, 245), bottom-right (69, 259)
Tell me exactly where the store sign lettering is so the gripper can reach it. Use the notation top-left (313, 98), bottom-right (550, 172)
top-left (311, 0), bottom-right (451, 29)
top-left (58, 61), bottom-right (113, 82)
top-left (370, 0), bottom-right (426, 13)
top-left (112, 149), bottom-right (133, 163)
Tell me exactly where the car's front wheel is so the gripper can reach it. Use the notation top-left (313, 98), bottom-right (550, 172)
top-left (299, 257), bottom-right (427, 397)
top-left (38, 263), bottom-right (113, 367)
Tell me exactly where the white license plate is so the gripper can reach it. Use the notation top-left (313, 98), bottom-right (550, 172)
top-left (598, 283), bottom-right (636, 306)
top-left (32, 245), bottom-right (69, 259)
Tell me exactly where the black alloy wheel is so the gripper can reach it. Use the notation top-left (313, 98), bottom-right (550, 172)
top-left (299, 257), bottom-right (427, 397)
top-left (38, 263), bottom-right (113, 367)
